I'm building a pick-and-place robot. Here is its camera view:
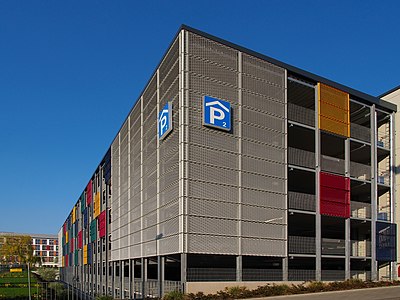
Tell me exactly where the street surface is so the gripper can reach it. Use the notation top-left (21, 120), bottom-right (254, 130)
top-left (249, 285), bottom-right (400, 300)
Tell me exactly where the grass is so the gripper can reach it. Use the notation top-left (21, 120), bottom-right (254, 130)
top-left (0, 271), bottom-right (41, 299)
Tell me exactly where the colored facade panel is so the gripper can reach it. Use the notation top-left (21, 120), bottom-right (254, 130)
top-left (80, 193), bottom-right (86, 213)
top-left (98, 210), bottom-right (106, 238)
top-left (376, 222), bottom-right (397, 261)
top-left (320, 172), bottom-right (350, 218)
top-left (94, 192), bottom-right (100, 218)
top-left (88, 243), bottom-right (92, 264)
top-left (78, 230), bottom-right (83, 249)
top-left (318, 83), bottom-right (350, 137)
top-left (75, 250), bottom-right (78, 266)
top-left (83, 244), bottom-right (88, 265)
top-left (86, 180), bottom-right (93, 205)
top-left (65, 231), bottom-right (69, 243)
top-left (83, 208), bottom-right (88, 228)
top-left (72, 206), bottom-right (76, 223)
top-left (90, 219), bottom-right (97, 242)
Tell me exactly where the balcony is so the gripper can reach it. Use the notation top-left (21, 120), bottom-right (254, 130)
top-left (351, 240), bottom-right (371, 257)
top-left (351, 202), bottom-right (371, 219)
top-left (288, 235), bottom-right (316, 254)
top-left (350, 123), bottom-right (370, 143)
top-left (321, 155), bottom-right (345, 175)
top-left (288, 191), bottom-right (316, 212)
top-left (321, 238), bottom-right (345, 256)
top-left (288, 147), bottom-right (315, 169)
top-left (288, 103), bottom-right (315, 127)
top-left (350, 161), bottom-right (371, 181)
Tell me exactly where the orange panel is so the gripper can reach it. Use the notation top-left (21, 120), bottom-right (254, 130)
top-left (318, 83), bottom-right (350, 137)
top-left (83, 244), bottom-right (88, 265)
top-left (319, 83), bottom-right (349, 110)
top-left (94, 192), bottom-right (100, 218)
top-left (319, 116), bottom-right (349, 137)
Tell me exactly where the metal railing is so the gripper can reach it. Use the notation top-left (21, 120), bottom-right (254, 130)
top-left (288, 236), bottom-right (316, 254)
top-left (350, 271), bottom-right (371, 281)
top-left (350, 201), bottom-right (371, 219)
top-left (321, 270), bottom-right (345, 281)
top-left (288, 269), bottom-right (316, 281)
top-left (350, 123), bottom-right (370, 143)
top-left (350, 161), bottom-right (371, 181)
top-left (321, 238), bottom-right (345, 256)
top-left (288, 147), bottom-right (315, 169)
top-left (242, 269), bottom-right (283, 281)
top-left (351, 240), bottom-right (371, 257)
top-left (321, 155), bottom-right (345, 175)
top-left (288, 191), bottom-right (316, 212)
top-left (187, 268), bottom-right (236, 281)
top-left (288, 103), bottom-right (315, 127)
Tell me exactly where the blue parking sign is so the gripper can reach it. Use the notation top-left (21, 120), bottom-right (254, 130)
top-left (203, 96), bottom-right (231, 131)
top-left (158, 102), bottom-right (172, 140)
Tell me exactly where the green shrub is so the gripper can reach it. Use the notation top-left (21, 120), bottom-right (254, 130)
top-left (163, 290), bottom-right (185, 300)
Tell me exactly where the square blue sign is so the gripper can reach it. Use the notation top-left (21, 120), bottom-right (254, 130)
top-left (203, 96), bottom-right (231, 131)
top-left (158, 102), bottom-right (172, 140)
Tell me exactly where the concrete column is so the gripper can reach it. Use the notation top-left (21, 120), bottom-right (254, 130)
top-left (181, 253), bottom-right (187, 290)
top-left (371, 105), bottom-right (377, 280)
top-left (345, 138), bottom-right (351, 280)
top-left (236, 255), bottom-right (242, 282)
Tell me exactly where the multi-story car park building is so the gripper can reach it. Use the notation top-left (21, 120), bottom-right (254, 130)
top-left (59, 25), bottom-right (397, 298)
top-left (0, 232), bottom-right (59, 267)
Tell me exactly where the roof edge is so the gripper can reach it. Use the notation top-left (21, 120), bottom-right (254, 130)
top-left (180, 25), bottom-right (396, 112)
top-left (379, 85), bottom-right (400, 98)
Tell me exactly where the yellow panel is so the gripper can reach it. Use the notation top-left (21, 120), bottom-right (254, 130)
top-left (62, 256), bottom-right (65, 267)
top-left (72, 207), bottom-right (76, 224)
top-left (83, 245), bottom-right (88, 265)
top-left (319, 83), bottom-right (349, 110)
top-left (320, 115), bottom-right (349, 137)
top-left (65, 231), bottom-right (69, 243)
top-left (94, 192), bottom-right (100, 218)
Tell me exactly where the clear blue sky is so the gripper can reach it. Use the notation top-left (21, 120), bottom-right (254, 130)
top-left (0, 1), bottom-right (399, 234)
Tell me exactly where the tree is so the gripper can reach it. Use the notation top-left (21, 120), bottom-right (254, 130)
top-left (0, 235), bottom-right (33, 265)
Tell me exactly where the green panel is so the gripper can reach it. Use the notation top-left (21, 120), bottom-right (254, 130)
top-left (75, 250), bottom-right (79, 266)
top-left (80, 192), bottom-right (86, 213)
top-left (90, 219), bottom-right (97, 242)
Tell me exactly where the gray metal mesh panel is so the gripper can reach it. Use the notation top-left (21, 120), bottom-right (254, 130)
top-left (188, 144), bottom-right (239, 169)
top-left (143, 211), bottom-right (157, 228)
top-left (159, 181), bottom-right (179, 206)
top-left (142, 226), bottom-right (157, 243)
top-left (186, 234), bottom-right (238, 254)
top-left (242, 107), bottom-right (285, 132)
top-left (188, 198), bottom-right (238, 219)
top-left (188, 162), bottom-right (238, 186)
top-left (159, 200), bottom-right (179, 222)
top-left (189, 126), bottom-right (239, 152)
top-left (159, 166), bottom-right (179, 192)
top-left (188, 216), bottom-right (237, 236)
top-left (242, 221), bottom-right (285, 239)
top-left (188, 32), bottom-right (238, 70)
top-left (188, 179), bottom-right (238, 202)
top-left (242, 156), bottom-right (285, 178)
top-left (242, 91), bottom-right (285, 117)
top-left (242, 54), bottom-right (285, 86)
top-left (242, 123), bottom-right (284, 148)
top-left (241, 238), bottom-right (285, 256)
top-left (242, 140), bottom-right (284, 162)
top-left (242, 172), bottom-right (285, 193)
top-left (242, 188), bottom-right (285, 208)
top-left (241, 205), bottom-right (285, 222)
top-left (159, 217), bottom-right (179, 237)
top-left (159, 235), bottom-right (180, 255)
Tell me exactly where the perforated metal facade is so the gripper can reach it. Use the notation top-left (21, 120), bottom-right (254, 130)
top-left (59, 26), bottom-right (397, 298)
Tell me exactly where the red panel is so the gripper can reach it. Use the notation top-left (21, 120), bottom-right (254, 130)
top-left (86, 180), bottom-right (93, 205)
top-left (65, 255), bottom-right (68, 267)
top-left (320, 172), bottom-right (350, 190)
top-left (98, 210), bottom-right (106, 238)
top-left (320, 186), bottom-right (348, 203)
top-left (78, 230), bottom-right (83, 249)
top-left (320, 172), bottom-right (350, 218)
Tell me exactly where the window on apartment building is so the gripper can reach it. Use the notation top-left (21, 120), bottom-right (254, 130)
top-left (102, 238), bottom-right (106, 252)
top-left (103, 262), bottom-right (106, 276)
top-left (108, 235), bottom-right (111, 250)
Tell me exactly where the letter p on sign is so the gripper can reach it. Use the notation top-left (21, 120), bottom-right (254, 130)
top-left (203, 96), bottom-right (231, 131)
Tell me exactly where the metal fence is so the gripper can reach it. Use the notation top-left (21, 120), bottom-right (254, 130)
top-left (321, 238), bottom-right (345, 256)
top-left (288, 147), bottom-right (315, 169)
top-left (350, 123), bottom-right (370, 143)
top-left (288, 191), bottom-right (316, 212)
top-left (288, 103), bottom-right (315, 127)
top-left (350, 201), bottom-right (371, 219)
top-left (288, 236), bottom-right (316, 254)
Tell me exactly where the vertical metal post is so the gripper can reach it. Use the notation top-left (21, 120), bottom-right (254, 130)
top-left (345, 138), bottom-right (351, 280)
top-left (180, 253), bottom-right (187, 290)
top-left (390, 112), bottom-right (397, 280)
top-left (371, 105), bottom-right (377, 280)
top-left (283, 68), bottom-right (289, 282)
top-left (237, 51), bottom-right (243, 282)
top-left (315, 84), bottom-right (322, 281)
